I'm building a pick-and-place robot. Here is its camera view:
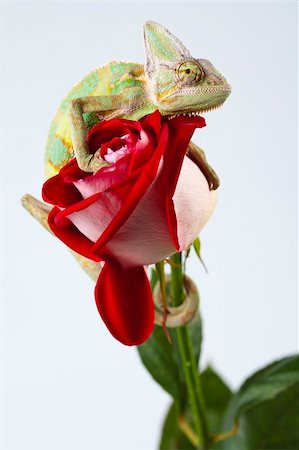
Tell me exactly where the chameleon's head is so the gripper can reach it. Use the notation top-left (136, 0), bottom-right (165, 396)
top-left (143, 21), bottom-right (231, 116)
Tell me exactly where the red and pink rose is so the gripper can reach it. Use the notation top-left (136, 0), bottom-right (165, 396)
top-left (42, 111), bottom-right (216, 345)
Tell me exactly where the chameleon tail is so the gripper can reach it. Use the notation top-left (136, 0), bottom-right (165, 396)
top-left (21, 194), bottom-right (102, 281)
top-left (21, 194), bottom-right (53, 233)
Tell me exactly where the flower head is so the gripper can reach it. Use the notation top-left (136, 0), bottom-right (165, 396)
top-left (42, 111), bottom-right (216, 345)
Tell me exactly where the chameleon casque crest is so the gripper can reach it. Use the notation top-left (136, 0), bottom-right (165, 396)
top-left (22, 21), bottom-right (231, 282)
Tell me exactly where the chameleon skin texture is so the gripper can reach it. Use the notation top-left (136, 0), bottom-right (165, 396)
top-left (45, 21), bottom-right (230, 178)
top-left (45, 62), bottom-right (154, 178)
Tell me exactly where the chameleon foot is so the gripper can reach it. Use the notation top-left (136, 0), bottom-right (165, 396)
top-left (187, 141), bottom-right (220, 190)
top-left (78, 152), bottom-right (111, 174)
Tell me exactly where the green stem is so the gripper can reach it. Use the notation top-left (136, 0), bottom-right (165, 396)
top-left (170, 252), bottom-right (209, 449)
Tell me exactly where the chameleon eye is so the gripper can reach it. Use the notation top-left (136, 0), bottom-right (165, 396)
top-left (177, 60), bottom-right (204, 85)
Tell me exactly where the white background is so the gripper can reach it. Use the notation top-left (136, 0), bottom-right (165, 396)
top-left (0, 2), bottom-right (298, 449)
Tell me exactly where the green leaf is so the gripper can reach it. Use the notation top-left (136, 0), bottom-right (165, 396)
top-left (159, 367), bottom-right (232, 450)
top-left (239, 382), bottom-right (299, 450)
top-left (216, 383), bottom-right (299, 450)
top-left (193, 237), bottom-right (208, 273)
top-left (138, 268), bottom-right (181, 398)
top-left (159, 402), bottom-right (196, 450)
top-left (228, 354), bottom-right (299, 420)
top-left (193, 237), bottom-right (201, 256)
top-left (137, 315), bottom-right (202, 401)
top-left (200, 366), bottom-right (233, 434)
top-left (214, 355), bottom-right (299, 450)
top-left (138, 324), bottom-right (182, 399)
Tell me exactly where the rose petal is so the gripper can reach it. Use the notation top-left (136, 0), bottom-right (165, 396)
top-left (42, 159), bottom-right (86, 207)
top-left (103, 147), bottom-right (128, 164)
top-left (43, 110), bottom-right (215, 347)
top-left (87, 119), bottom-right (140, 154)
top-left (105, 163), bottom-right (176, 267)
top-left (48, 206), bottom-right (101, 262)
top-left (173, 156), bottom-right (217, 250)
top-left (68, 190), bottom-right (121, 242)
top-left (156, 116), bottom-right (207, 251)
top-left (95, 263), bottom-right (154, 345)
top-left (91, 123), bottom-right (169, 254)
top-left (73, 155), bottom-right (131, 200)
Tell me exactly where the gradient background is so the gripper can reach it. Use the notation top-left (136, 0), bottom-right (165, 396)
top-left (0, 2), bottom-right (298, 449)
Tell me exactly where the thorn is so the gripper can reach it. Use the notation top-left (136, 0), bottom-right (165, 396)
top-left (162, 308), bottom-right (172, 343)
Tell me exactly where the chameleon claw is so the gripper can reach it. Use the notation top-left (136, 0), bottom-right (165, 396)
top-left (187, 142), bottom-right (220, 191)
top-left (78, 152), bottom-right (111, 174)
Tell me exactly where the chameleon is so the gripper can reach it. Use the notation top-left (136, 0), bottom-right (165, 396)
top-left (21, 21), bottom-right (231, 319)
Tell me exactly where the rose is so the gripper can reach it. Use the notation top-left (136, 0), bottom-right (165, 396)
top-left (42, 111), bottom-right (216, 345)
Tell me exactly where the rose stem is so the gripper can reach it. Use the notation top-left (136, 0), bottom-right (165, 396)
top-left (155, 261), bottom-right (172, 343)
top-left (170, 252), bottom-right (209, 449)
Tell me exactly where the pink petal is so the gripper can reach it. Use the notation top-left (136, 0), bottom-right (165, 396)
top-left (72, 156), bottom-right (130, 200)
top-left (105, 164), bottom-right (177, 267)
top-left (104, 146), bottom-right (129, 164)
top-left (173, 156), bottom-right (217, 250)
top-left (68, 191), bottom-right (121, 242)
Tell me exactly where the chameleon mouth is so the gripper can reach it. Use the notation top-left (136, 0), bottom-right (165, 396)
top-left (166, 102), bottom-right (224, 120)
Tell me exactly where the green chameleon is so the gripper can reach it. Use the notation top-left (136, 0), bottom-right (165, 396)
top-left (22, 20), bottom-right (231, 296)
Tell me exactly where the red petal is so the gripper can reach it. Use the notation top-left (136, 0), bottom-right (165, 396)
top-left (48, 207), bottom-right (101, 262)
top-left (162, 116), bottom-right (207, 250)
top-left (87, 118), bottom-right (140, 153)
top-left (140, 109), bottom-right (161, 142)
top-left (42, 159), bottom-right (88, 207)
top-left (92, 123), bottom-right (169, 253)
top-left (95, 263), bottom-right (154, 345)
